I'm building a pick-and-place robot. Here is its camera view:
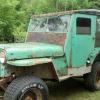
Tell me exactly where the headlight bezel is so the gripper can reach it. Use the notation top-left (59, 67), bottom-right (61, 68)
top-left (0, 48), bottom-right (6, 64)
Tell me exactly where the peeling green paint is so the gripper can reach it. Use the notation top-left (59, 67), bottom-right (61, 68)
top-left (7, 58), bottom-right (52, 67)
top-left (0, 63), bottom-right (8, 77)
top-left (52, 57), bottom-right (67, 78)
top-left (0, 42), bottom-right (64, 60)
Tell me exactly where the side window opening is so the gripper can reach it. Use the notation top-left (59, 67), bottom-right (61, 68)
top-left (97, 18), bottom-right (100, 32)
top-left (76, 18), bottom-right (91, 35)
top-left (95, 17), bottom-right (100, 47)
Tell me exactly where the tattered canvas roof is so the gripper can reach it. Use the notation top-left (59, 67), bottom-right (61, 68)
top-left (32, 9), bottom-right (100, 18)
top-left (75, 9), bottom-right (100, 16)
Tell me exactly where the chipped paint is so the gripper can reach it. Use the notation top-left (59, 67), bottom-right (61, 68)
top-left (7, 58), bottom-right (52, 67)
top-left (0, 42), bottom-right (64, 61)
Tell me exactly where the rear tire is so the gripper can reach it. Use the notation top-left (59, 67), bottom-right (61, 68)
top-left (4, 75), bottom-right (49, 100)
top-left (84, 62), bottom-right (100, 91)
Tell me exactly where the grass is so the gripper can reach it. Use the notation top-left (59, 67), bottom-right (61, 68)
top-left (0, 78), bottom-right (100, 100)
top-left (49, 78), bottom-right (100, 100)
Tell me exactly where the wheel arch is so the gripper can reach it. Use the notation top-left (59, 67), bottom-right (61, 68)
top-left (7, 62), bottom-right (58, 81)
top-left (6, 57), bottom-right (67, 81)
top-left (93, 52), bottom-right (100, 65)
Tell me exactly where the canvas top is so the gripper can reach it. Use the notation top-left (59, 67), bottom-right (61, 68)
top-left (32, 9), bottom-right (100, 18)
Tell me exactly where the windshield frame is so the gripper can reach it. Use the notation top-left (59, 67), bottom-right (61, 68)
top-left (27, 14), bottom-right (71, 33)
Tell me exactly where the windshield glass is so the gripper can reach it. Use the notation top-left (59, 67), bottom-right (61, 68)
top-left (28, 15), bottom-right (70, 33)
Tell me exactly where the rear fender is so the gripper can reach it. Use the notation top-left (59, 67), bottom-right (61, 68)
top-left (89, 48), bottom-right (100, 64)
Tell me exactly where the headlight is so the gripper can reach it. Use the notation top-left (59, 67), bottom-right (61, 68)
top-left (0, 49), bottom-right (6, 64)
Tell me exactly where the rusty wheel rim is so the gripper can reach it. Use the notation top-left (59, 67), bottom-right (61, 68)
top-left (96, 71), bottom-right (100, 87)
top-left (20, 88), bottom-right (42, 100)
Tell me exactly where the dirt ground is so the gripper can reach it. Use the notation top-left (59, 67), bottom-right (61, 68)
top-left (0, 78), bottom-right (100, 100)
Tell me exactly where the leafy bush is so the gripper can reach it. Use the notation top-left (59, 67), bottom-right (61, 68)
top-left (0, 1), bottom-right (15, 42)
top-left (0, 0), bottom-right (99, 43)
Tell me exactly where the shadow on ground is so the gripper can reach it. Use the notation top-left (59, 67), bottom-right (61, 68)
top-left (48, 78), bottom-right (100, 100)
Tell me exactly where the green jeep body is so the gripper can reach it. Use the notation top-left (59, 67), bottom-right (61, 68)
top-left (0, 9), bottom-right (100, 99)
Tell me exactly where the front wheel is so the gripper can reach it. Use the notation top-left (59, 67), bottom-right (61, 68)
top-left (84, 62), bottom-right (100, 91)
top-left (4, 76), bottom-right (49, 100)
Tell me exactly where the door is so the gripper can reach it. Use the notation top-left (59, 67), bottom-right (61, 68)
top-left (71, 14), bottom-right (96, 67)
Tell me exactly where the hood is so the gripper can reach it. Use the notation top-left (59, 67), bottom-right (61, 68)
top-left (0, 42), bottom-right (64, 61)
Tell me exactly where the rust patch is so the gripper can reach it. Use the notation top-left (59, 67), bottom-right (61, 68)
top-left (7, 63), bottom-right (57, 80)
top-left (0, 75), bottom-right (15, 91)
top-left (26, 32), bottom-right (66, 46)
top-left (57, 67), bottom-right (68, 77)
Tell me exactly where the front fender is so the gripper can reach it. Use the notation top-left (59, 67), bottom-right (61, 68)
top-left (7, 57), bottom-right (68, 81)
top-left (7, 58), bottom-right (52, 67)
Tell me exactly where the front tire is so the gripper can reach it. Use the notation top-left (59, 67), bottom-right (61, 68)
top-left (4, 76), bottom-right (49, 100)
top-left (84, 62), bottom-right (100, 91)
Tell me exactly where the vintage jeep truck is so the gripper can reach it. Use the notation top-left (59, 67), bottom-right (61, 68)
top-left (0, 9), bottom-right (100, 100)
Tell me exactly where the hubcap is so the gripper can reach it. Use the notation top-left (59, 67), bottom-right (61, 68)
top-left (24, 96), bottom-right (33, 100)
top-left (96, 71), bottom-right (100, 87)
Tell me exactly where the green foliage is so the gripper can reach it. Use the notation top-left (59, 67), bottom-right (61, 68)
top-left (0, 0), bottom-right (99, 43)
top-left (0, 0), bottom-right (16, 42)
